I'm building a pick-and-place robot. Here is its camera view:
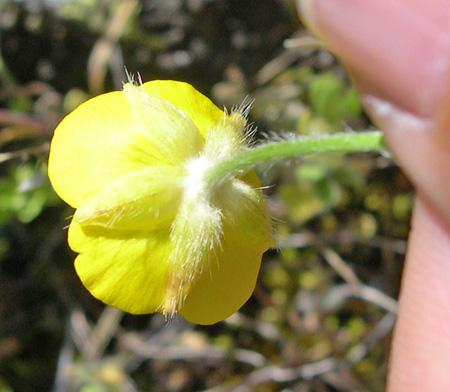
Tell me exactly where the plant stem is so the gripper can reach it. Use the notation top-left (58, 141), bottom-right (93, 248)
top-left (204, 131), bottom-right (386, 185)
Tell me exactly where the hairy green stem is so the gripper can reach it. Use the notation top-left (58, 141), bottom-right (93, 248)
top-left (204, 131), bottom-right (386, 185)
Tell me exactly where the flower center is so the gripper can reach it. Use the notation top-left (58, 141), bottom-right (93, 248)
top-left (183, 155), bottom-right (214, 201)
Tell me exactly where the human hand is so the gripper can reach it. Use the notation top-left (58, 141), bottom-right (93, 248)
top-left (295, 1), bottom-right (450, 391)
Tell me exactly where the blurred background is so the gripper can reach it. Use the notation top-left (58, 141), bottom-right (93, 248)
top-left (0, 0), bottom-right (411, 391)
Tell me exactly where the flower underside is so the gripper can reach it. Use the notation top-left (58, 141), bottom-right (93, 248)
top-left (48, 80), bottom-right (275, 325)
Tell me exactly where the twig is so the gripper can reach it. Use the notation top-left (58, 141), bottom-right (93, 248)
top-left (224, 312), bottom-right (281, 342)
top-left (254, 31), bottom-right (327, 87)
top-left (88, 0), bottom-right (138, 94)
top-left (120, 332), bottom-right (267, 368)
top-left (346, 313), bottom-right (396, 364)
top-left (69, 308), bottom-right (92, 353)
top-left (283, 35), bottom-right (326, 50)
top-left (0, 109), bottom-right (47, 132)
top-left (321, 247), bottom-right (362, 288)
top-left (81, 307), bottom-right (124, 361)
top-left (229, 358), bottom-right (338, 392)
top-left (321, 246), bottom-right (398, 314)
top-left (323, 283), bottom-right (398, 314)
top-left (0, 142), bottom-right (50, 163)
top-left (277, 231), bottom-right (406, 255)
top-left (254, 48), bottom-right (304, 87)
top-left (52, 318), bottom-right (75, 392)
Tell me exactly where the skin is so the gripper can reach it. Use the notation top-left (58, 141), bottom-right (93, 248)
top-left (295, 1), bottom-right (450, 391)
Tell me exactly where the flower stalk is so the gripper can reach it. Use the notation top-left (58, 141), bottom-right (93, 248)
top-left (203, 131), bottom-right (386, 186)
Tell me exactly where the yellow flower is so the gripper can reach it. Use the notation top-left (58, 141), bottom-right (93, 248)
top-left (48, 80), bottom-right (275, 325)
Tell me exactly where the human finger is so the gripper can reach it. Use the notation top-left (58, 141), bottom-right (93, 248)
top-left (296, 0), bottom-right (450, 223)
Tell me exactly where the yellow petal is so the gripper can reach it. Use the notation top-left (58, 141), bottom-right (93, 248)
top-left (123, 83), bottom-right (204, 164)
top-left (69, 219), bottom-right (172, 314)
top-left (49, 91), bottom-right (159, 208)
top-left (220, 175), bottom-right (275, 248)
top-left (178, 221), bottom-right (270, 325)
top-left (75, 165), bottom-right (184, 230)
top-left (203, 111), bottom-right (249, 158)
top-left (140, 81), bottom-right (224, 139)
